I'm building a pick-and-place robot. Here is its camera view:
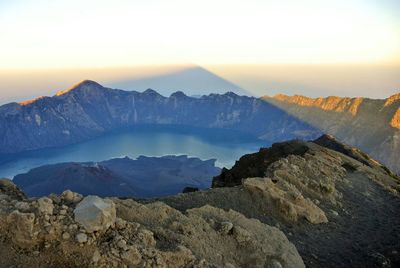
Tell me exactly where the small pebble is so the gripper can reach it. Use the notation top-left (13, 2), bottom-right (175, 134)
top-left (219, 221), bottom-right (234, 234)
top-left (59, 209), bottom-right (67, 215)
top-left (62, 232), bottom-right (71, 240)
top-left (76, 233), bottom-right (88, 243)
top-left (92, 250), bottom-right (101, 263)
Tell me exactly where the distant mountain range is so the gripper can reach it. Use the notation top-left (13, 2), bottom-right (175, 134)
top-left (0, 80), bottom-right (318, 154)
top-left (0, 65), bottom-right (249, 104)
top-left (263, 93), bottom-right (400, 173)
top-left (13, 155), bottom-right (220, 198)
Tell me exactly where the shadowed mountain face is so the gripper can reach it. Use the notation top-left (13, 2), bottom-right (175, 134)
top-left (263, 94), bottom-right (400, 173)
top-left (13, 155), bottom-right (220, 198)
top-left (0, 80), bottom-right (319, 154)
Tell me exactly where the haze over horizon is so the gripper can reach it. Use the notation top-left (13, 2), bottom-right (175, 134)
top-left (0, 0), bottom-right (399, 102)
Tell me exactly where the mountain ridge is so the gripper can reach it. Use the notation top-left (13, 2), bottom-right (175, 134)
top-left (0, 80), bottom-right (319, 155)
top-left (264, 92), bottom-right (400, 173)
top-left (54, 80), bottom-right (104, 97)
top-left (1, 81), bottom-right (399, 173)
top-left (15, 79), bottom-right (246, 106)
top-left (13, 155), bottom-right (220, 198)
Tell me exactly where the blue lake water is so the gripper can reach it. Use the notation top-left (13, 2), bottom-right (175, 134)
top-left (0, 126), bottom-right (268, 179)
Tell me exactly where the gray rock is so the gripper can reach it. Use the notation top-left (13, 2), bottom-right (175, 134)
top-left (92, 249), bottom-right (101, 263)
top-left (270, 259), bottom-right (283, 268)
top-left (76, 232), bottom-right (88, 243)
top-left (219, 221), bottom-right (234, 234)
top-left (15, 201), bottom-right (30, 212)
top-left (62, 232), bottom-right (71, 240)
top-left (59, 209), bottom-right (67, 215)
top-left (61, 190), bottom-right (83, 203)
top-left (6, 210), bottom-right (36, 248)
top-left (233, 225), bottom-right (251, 244)
top-left (37, 197), bottom-right (54, 215)
top-left (115, 217), bottom-right (127, 229)
top-left (74, 195), bottom-right (116, 233)
top-left (331, 210), bottom-right (339, 217)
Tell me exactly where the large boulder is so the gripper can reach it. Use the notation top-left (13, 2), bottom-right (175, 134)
top-left (74, 195), bottom-right (116, 233)
top-left (60, 190), bottom-right (83, 203)
top-left (243, 177), bottom-right (328, 224)
top-left (6, 210), bottom-right (37, 248)
top-left (37, 197), bottom-right (54, 215)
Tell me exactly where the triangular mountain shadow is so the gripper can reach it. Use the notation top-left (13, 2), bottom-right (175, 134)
top-left (104, 65), bottom-right (251, 97)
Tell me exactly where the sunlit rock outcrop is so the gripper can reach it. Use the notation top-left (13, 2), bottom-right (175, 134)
top-left (264, 92), bottom-right (400, 173)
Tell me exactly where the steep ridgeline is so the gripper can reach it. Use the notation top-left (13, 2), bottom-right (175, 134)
top-left (263, 93), bottom-right (400, 173)
top-left (13, 155), bottom-right (220, 198)
top-left (0, 80), bottom-right (319, 154)
top-left (159, 135), bottom-right (400, 267)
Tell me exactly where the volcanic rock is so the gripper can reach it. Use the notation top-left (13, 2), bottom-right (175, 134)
top-left (74, 195), bottom-right (116, 233)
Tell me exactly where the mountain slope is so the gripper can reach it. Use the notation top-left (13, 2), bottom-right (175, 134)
top-left (159, 136), bottom-right (400, 267)
top-left (0, 80), bottom-right (319, 154)
top-left (263, 93), bottom-right (400, 173)
top-left (13, 155), bottom-right (220, 198)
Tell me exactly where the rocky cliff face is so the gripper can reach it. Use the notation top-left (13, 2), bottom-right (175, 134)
top-left (264, 93), bottom-right (400, 173)
top-left (0, 80), bottom-right (319, 154)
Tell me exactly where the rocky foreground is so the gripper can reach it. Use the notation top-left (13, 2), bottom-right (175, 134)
top-left (1, 135), bottom-right (400, 267)
top-left (0, 179), bottom-right (303, 267)
top-left (159, 135), bottom-right (400, 267)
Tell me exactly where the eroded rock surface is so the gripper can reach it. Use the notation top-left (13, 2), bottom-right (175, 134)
top-left (212, 138), bottom-right (400, 226)
top-left (0, 183), bottom-right (304, 268)
top-left (243, 177), bottom-right (328, 224)
top-left (74, 195), bottom-right (116, 233)
top-left (115, 199), bottom-right (303, 268)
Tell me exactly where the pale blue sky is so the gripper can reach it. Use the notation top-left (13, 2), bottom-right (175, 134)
top-left (0, 0), bottom-right (399, 68)
top-left (0, 0), bottom-right (399, 101)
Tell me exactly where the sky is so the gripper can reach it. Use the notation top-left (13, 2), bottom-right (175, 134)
top-left (0, 0), bottom-right (399, 102)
